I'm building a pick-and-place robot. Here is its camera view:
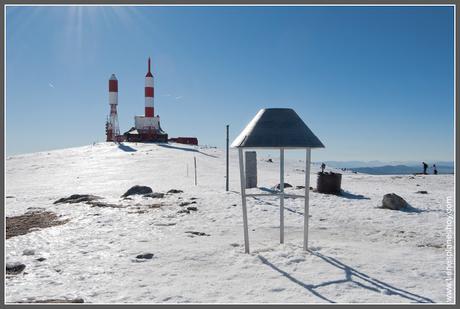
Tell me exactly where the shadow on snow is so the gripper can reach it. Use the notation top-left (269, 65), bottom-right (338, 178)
top-left (117, 143), bottom-right (137, 152)
top-left (258, 251), bottom-right (434, 303)
top-left (157, 143), bottom-right (219, 158)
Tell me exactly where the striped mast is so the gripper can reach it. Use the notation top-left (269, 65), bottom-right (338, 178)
top-left (108, 74), bottom-right (120, 141)
top-left (145, 57), bottom-right (154, 118)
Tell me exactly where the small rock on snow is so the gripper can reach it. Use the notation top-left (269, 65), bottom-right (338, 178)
top-left (185, 231), bottom-right (210, 236)
top-left (18, 298), bottom-right (84, 303)
top-left (416, 190), bottom-right (428, 194)
top-left (54, 194), bottom-right (102, 204)
top-left (179, 201), bottom-right (196, 207)
top-left (381, 193), bottom-right (408, 210)
top-left (6, 262), bottom-right (26, 275)
top-left (121, 186), bottom-right (153, 197)
top-left (177, 209), bottom-right (190, 214)
top-left (143, 192), bottom-right (165, 198)
top-left (36, 257), bottom-right (46, 262)
top-left (136, 253), bottom-right (154, 259)
top-left (22, 249), bottom-right (35, 256)
top-left (187, 206), bottom-right (198, 211)
top-left (167, 189), bottom-right (184, 194)
top-left (274, 183), bottom-right (293, 190)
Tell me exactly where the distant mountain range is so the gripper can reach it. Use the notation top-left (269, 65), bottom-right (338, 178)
top-left (319, 161), bottom-right (454, 175)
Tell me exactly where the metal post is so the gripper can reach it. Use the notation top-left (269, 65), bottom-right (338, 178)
top-left (226, 125), bottom-right (229, 191)
top-left (280, 148), bottom-right (285, 244)
top-left (238, 148), bottom-right (250, 254)
top-left (194, 157), bottom-right (197, 186)
top-left (304, 148), bottom-right (311, 251)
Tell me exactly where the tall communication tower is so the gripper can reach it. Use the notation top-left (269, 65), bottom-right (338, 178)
top-left (106, 74), bottom-right (120, 142)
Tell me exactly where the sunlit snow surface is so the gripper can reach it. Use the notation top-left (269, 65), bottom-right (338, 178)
top-left (5, 142), bottom-right (454, 303)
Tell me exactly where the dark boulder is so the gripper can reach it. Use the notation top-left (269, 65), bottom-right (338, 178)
top-left (179, 201), bottom-right (196, 207)
top-left (54, 194), bottom-right (101, 204)
top-left (167, 189), bottom-right (183, 194)
top-left (6, 262), bottom-right (26, 275)
top-left (121, 186), bottom-right (153, 198)
top-left (382, 193), bottom-right (408, 210)
top-left (185, 231), bottom-right (210, 236)
top-left (136, 253), bottom-right (154, 259)
top-left (18, 298), bottom-right (84, 303)
top-left (274, 183), bottom-right (293, 190)
top-left (143, 192), bottom-right (165, 199)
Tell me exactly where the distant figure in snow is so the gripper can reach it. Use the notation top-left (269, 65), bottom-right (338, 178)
top-left (321, 163), bottom-right (326, 173)
top-left (422, 162), bottom-right (428, 174)
top-left (433, 164), bottom-right (438, 175)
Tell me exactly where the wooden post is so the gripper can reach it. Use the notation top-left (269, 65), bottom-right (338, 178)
top-left (280, 148), bottom-right (285, 244)
top-left (226, 125), bottom-right (229, 191)
top-left (238, 148), bottom-right (250, 254)
top-left (194, 157), bottom-right (197, 186)
top-left (304, 148), bottom-right (311, 251)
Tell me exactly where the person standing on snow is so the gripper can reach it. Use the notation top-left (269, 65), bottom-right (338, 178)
top-left (321, 163), bottom-right (326, 173)
top-left (422, 162), bottom-right (428, 174)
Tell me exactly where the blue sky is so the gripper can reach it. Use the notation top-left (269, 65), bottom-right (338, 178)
top-left (6, 5), bottom-right (454, 162)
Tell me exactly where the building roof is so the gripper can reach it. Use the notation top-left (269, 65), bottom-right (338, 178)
top-left (126, 129), bottom-right (139, 135)
top-left (231, 108), bottom-right (325, 149)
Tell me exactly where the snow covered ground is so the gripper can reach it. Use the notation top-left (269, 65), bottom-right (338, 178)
top-left (5, 142), bottom-right (455, 303)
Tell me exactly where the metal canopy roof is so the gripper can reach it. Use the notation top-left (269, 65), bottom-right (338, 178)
top-left (231, 108), bottom-right (325, 149)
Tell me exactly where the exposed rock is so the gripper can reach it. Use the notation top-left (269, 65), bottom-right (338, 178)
top-left (86, 201), bottom-right (123, 208)
top-left (267, 159), bottom-right (273, 163)
top-left (143, 192), bottom-right (165, 199)
top-left (54, 194), bottom-right (102, 204)
top-left (36, 257), bottom-right (46, 262)
top-left (417, 243), bottom-right (444, 249)
top-left (187, 206), bottom-right (198, 211)
top-left (121, 185), bottom-right (153, 198)
top-left (6, 262), bottom-right (26, 275)
top-left (416, 190), bottom-right (428, 194)
top-left (136, 253), bottom-right (154, 259)
top-left (23, 249), bottom-right (35, 256)
top-left (274, 183), bottom-right (293, 190)
top-left (18, 298), bottom-right (84, 303)
top-left (179, 201), bottom-right (196, 207)
top-left (147, 204), bottom-right (161, 209)
top-left (382, 193), bottom-right (408, 210)
top-left (177, 209), bottom-right (190, 214)
top-left (167, 189), bottom-right (183, 194)
top-left (185, 231), bottom-right (210, 236)
top-left (7, 211), bottom-right (69, 239)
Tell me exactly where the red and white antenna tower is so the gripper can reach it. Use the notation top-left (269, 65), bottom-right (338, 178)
top-left (145, 57), bottom-right (154, 117)
top-left (106, 74), bottom-right (120, 142)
